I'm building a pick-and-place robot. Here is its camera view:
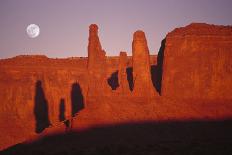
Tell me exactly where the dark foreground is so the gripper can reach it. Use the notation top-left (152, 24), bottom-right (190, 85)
top-left (1, 120), bottom-right (232, 155)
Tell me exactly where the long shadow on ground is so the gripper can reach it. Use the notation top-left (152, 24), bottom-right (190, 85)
top-left (1, 120), bottom-right (232, 155)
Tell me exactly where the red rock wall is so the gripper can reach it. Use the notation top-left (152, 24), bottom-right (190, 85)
top-left (161, 23), bottom-right (232, 99)
top-left (0, 54), bottom-right (157, 150)
top-left (0, 56), bottom-right (89, 149)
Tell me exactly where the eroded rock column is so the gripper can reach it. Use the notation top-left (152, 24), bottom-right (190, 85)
top-left (118, 51), bottom-right (130, 94)
top-left (132, 31), bottom-right (154, 96)
top-left (87, 24), bottom-right (109, 97)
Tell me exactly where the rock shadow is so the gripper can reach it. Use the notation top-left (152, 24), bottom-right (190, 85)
top-left (126, 67), bottom-right (133, 91)
top-left (108, 68), bottom-right (133, 92)
top-left (59, 98), bottom-right (71, 129)
top-left (150, 65), bottom-right (158, 91)
top-left (71, 82), bottom-right (84, 117)
top-left (3, 119), bottom-right (232, 155)
top-left (34, 80), bottom-right (50, 133)
top-left (59, 99), bottom-right (65, 122)
top-left (107, 71), bottom-right (119, 90)
top-left (151, 39), bottom-right (166, 94)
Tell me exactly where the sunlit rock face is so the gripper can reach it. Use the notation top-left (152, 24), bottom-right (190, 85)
top-left (132, 31), bottom-right (154, 96)
top-left (87, 24), bottom-right (104, 73)
top-left (161, 23), bottom-right (232, 99)
top-left (87, 24), bottom-right (110, 96)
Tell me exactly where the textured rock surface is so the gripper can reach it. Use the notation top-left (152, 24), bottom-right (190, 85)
top-left (118, 52), bottom-right (130, 94)
top-left (132, 31), bottom-right (154, 96)
top-left (161, 23), bottom-right (232, 99)
top-left (0, 56), bottom-right (88, 150)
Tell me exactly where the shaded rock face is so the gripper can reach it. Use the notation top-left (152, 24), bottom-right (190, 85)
top-left (34, 80), bottom-right (50, 133)
top-left (132, 31), bottom-right (154, 96)
top-left (161, 23), bottom-right (232, 99)
top-left (87, 24), bottom-right (109, 96)
top-left (118, 52), bottom-right (130, 94)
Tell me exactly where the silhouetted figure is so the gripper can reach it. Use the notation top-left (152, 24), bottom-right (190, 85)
top-left (71, 82), bottom-right (84, 117)
top-left (59, 98), bottom-right (71, 131)
top-left (64, 120), bottom-right (71, 131)
top-left (107, 71), bottom-right (119, 90)
top-left (34, 80), bottom-right (50, 133)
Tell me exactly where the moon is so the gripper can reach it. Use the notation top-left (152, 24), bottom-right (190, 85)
top-left (26, 24), bottom-right (40, 38)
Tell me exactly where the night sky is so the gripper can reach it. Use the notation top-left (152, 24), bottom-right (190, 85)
top-left (0, 0), bottom-right (231, 58)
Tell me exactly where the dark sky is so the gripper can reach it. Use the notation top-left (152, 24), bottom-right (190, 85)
top-left (0, 0), bottom-right (231, 58)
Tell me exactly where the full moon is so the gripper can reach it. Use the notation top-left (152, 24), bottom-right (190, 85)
top-left (26, 24), bottom-right (40, 38)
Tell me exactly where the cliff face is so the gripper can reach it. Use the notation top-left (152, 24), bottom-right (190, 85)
top-left (161, 23), bottom-right (232, 99)
top-left (0, 56), bottom-right (90, 149)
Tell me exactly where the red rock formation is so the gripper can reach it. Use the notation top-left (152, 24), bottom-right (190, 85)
top-left (118, 51), bottom-right (130, 94)
top-left (132, 31), bottom-right (154, 96)
top-left (87, 24), bottom-right (109, 96)
top-left (1, 23), bottom-right (232, 151)
top-left (161, 23), bottom-right (232, 99)
top-left (88, 24), bottom-right (105, 73)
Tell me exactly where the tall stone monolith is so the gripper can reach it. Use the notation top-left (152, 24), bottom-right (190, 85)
top-left (87, 24), bottom-right (109, 96)
top-left (118, 51), bottom-right (130, 94)
top-left (132, 30), bottom-right (154, 96)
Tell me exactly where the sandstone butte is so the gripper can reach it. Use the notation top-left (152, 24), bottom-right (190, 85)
top-left (0, 23), bottom-right (232, 151)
